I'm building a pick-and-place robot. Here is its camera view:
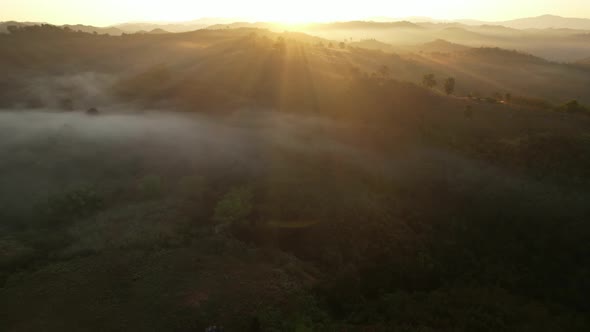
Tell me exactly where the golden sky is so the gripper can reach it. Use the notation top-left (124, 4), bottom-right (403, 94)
top-left (2, 0), bottom-right (590, 26)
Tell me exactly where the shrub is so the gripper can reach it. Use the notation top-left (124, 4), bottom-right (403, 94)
top-left (444, 77), bottom-right (455, 95)
top-left (511, 95), bottom-right (554, 109)
top-left (177, 175), bottom-right (207, 200)
top-left (45, 186), bottom-right (104, 223)
top-left (464, 105), bottom-right (474, 118)
top-left (422, 74), bottom-right (437, 89)
top-left (560, 100), bottom-right (588, 114)
top-left (137, 175), bottom-right (163, 198)
top-left (213, 186), bottom-right (253, 228)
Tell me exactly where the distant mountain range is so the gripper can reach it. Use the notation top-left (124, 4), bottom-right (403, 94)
top-left (0, 17), bottom-right (239, 35)
top-left (114, 17), bottom-right (239, 33)
top-left (370, 15), bottom-right (590, 30)
top-left (0, 21), bottom-right (126, 35)
top-left (461, 15), bottom-right (590, 30)
top-left (2, 14), bottom-right (590, 35)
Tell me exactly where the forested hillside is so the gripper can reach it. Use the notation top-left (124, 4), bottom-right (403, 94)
top-left (1, 25), bottom-right (590, 331)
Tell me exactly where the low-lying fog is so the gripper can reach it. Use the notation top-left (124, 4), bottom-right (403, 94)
top-left (1, 108), bottom-right (577, 231)
top-left (0, 109), bottom-right (358, 165)
top-left (0, 109), bottom-right (584, 236)
top-left (0, 109), bottom-right (368, 222)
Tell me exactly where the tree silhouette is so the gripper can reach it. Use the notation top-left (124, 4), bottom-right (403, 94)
top-left (444, 77), bottom-right (456, 95)
top-left (464, 105), bottom-right (473, 118)
top-left (562, 100), bottom-right (586, 113)
top-left (274, 37), bottom-right (286, 53)
top-left (422, 74), bottom-right (437, 89)
top-left (349, 66), bottom-right (362, 78)
top-left (378, 65), bottom-right (391, 79)
top-left (213, 186), bottom-right (253, 228)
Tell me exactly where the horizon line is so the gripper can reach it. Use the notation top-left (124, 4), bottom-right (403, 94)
top-left (2, 13), bottom-right (590, 28)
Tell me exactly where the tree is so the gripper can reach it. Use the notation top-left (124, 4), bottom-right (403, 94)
top-left (339, 42), bottom-right (346, 49)
top-left (349, 66), bottom-right (361, 78)
top-left (505, 93), bottom-right (512, 103)
top-left (213, 186), bottom-right (253, 228)
top-left (562, 100), bottom-right (586, 113)
top-left (464, 105), bottom-right (473, 118)
top-left (422, 74), bottom-right (437, 89)
top-left (378, 65), bottom-right (391, 79)
top-left (7, 25), bottom-right (19, 34)
top-left (138, 175), bottom-right (162, 198)
top-left (444, 77), bottom-right (456, 95)
top-left (274, 37), bottom-right (286, 53)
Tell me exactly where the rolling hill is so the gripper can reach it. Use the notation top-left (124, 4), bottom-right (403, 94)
top-left (413, 39), bottom-right (470, 53)
top-left (497, 14), bottom-right (590, 30)
top-left (1, 25), bottom-right (589, 111)
top-left (2, 23), bottom-right (590, 332)
top-left (3, 17), bottom-right (590, 61)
